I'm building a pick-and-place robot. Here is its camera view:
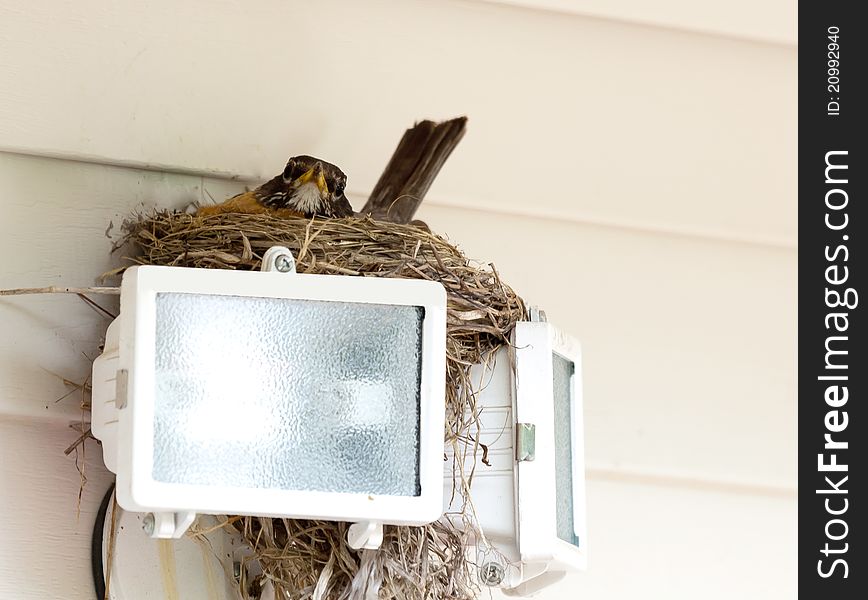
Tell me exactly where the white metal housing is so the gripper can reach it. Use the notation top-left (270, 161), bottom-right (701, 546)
top-left (92, 264), bottom-right (447, 543)
top-left (445, 319), bottom-right (587, 595)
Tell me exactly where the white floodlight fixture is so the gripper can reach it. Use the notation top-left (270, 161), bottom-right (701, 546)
top-left (445, 313), bottom-right (587, 596)
top-left (92, 247), bottom-right (447, 549)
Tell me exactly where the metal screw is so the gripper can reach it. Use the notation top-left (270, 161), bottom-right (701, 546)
top-left (142, 513), bottom-right (155, 536)
top-left (274, 254), bottom-right (294, 273)
top-left (479, 561), bottom-right (505, 586)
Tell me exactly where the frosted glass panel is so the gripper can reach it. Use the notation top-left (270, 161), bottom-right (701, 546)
top-left (552, 352), bottom-right (579, 547)
top-left (152, 292), bottom-right (423, 496)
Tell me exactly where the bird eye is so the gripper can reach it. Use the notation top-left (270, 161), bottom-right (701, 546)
top-left (334, 183), bottom-right (345, 195)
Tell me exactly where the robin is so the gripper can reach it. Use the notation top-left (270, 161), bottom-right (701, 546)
top-left (198, 156), bottom-right (354, 218)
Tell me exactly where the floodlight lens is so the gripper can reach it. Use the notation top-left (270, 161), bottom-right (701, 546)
top-left (552, 352), bottom-right (579, 547)
top-left (152, 292), bottom-right (423, 496)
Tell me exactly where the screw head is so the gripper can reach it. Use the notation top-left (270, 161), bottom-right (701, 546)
top-left (142, 513), bottom-right (155, 536)
top-left (275, 254), bottom-right (294, 272)
top-left (479, 561), bottom-right (505, 586)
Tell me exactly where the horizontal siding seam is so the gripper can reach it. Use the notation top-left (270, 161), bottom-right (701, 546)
top-left (1, 148), bottom-right (797, 250)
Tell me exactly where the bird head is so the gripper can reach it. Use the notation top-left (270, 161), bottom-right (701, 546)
top-left (276, 155), bottom-right (353, 217)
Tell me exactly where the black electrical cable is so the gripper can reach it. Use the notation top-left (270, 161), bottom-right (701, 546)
top-left (92, 483), bottom-right (115, 600)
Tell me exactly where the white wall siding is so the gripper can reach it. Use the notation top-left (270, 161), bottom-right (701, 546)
top-left (0, 152), bottom-right (238, 421)
top-left (0, 0), bottom-right (795, 597)
top-left (0, 418), bottom-right (114, 599)
top-left (0, 416), bottom-right (795, 600)
top-left (417, 203), bottom-right (797, 490)
top-left (476, 0), bottom-right (797, 45)
top-left (1, 0), bottom-right (796, 247)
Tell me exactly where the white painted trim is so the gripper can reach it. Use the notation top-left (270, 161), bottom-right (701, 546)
top-left (0, 146), bottom-right (252, 181)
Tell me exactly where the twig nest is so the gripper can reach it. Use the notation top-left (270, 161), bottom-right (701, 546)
top-left (119, 211), bottom-right (526, 600)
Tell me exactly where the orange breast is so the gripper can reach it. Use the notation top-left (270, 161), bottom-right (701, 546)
top-left (197, 192), bottom-right (305, 218)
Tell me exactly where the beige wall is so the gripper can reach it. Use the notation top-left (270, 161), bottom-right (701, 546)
top-left (0, 1), bottom-right (796, 598)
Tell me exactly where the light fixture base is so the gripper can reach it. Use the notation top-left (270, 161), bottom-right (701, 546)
top-left (347, 521), bottom-right (384, 550)
top-left (143, 510), bottom-right (197, 539)
top-left (260, 246), bottom-right (297, 273)
top-left (93, 486), bottom-right (246, 600)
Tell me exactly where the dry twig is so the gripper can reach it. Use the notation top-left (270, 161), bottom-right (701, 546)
top-left (0, 286), bottom-right (120, 296)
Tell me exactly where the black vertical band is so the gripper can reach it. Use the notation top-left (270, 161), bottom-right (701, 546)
top-left (799, 3), bottom-right (865, 595)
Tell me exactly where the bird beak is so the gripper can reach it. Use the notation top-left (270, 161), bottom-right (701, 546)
top-left (295, 163), bottom-right (329, 194)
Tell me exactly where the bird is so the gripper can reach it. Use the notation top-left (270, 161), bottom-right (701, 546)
top-left (198, 155), bottom-right (354, 218)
